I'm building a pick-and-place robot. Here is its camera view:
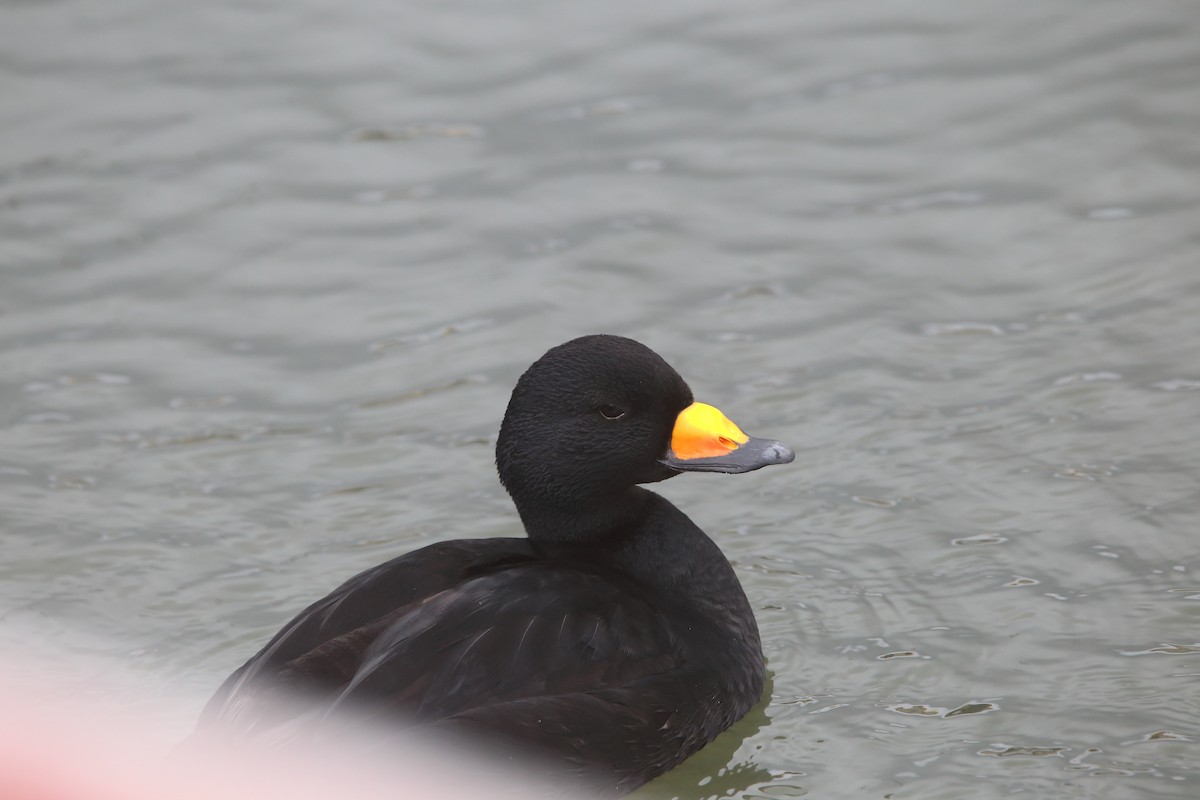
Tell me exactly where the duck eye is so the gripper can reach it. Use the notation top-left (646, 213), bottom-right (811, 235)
top-left (598, 404), bottom-right (626, 420)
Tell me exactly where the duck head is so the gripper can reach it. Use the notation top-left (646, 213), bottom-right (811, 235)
top-left (495, 335), bottom-right (794, 521)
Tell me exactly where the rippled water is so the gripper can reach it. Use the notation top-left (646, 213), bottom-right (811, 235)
top-left (4, 0), bottom-right (1200, 796)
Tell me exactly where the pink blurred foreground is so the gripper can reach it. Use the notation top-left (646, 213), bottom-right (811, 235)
top-left (0, 662), bottom-right (585, 800)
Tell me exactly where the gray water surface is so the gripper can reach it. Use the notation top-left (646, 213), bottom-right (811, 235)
top-left (3, 0), bottom-right (1200, 797)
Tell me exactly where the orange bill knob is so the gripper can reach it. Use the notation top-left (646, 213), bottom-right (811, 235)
top-left (663, 402), bottom-right (795, 474)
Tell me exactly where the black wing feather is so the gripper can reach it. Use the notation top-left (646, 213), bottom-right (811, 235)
top-left (202, 541), bottom-right (688, 743)
top-left (200, 538), bottom-right (537, 730)
top-left (327, 566), bottom-right (681, 723)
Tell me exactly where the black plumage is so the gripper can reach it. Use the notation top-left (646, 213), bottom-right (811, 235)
top-left (199, 335), bottom-right (793, 795)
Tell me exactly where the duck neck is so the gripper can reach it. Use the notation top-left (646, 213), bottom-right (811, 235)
top-left (514, 485), bottom-right (654, 549)
top-left (518, 487), bottom-right (762, 671)
top-left (517, 487), bottom-right (746, 600)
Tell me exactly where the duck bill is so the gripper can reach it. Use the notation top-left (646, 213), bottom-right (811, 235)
top-left (662, 402), bottom-right (795, 474)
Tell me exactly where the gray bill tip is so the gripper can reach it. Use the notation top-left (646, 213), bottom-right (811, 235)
top-left (663, 436), bottom-right (795, 474)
